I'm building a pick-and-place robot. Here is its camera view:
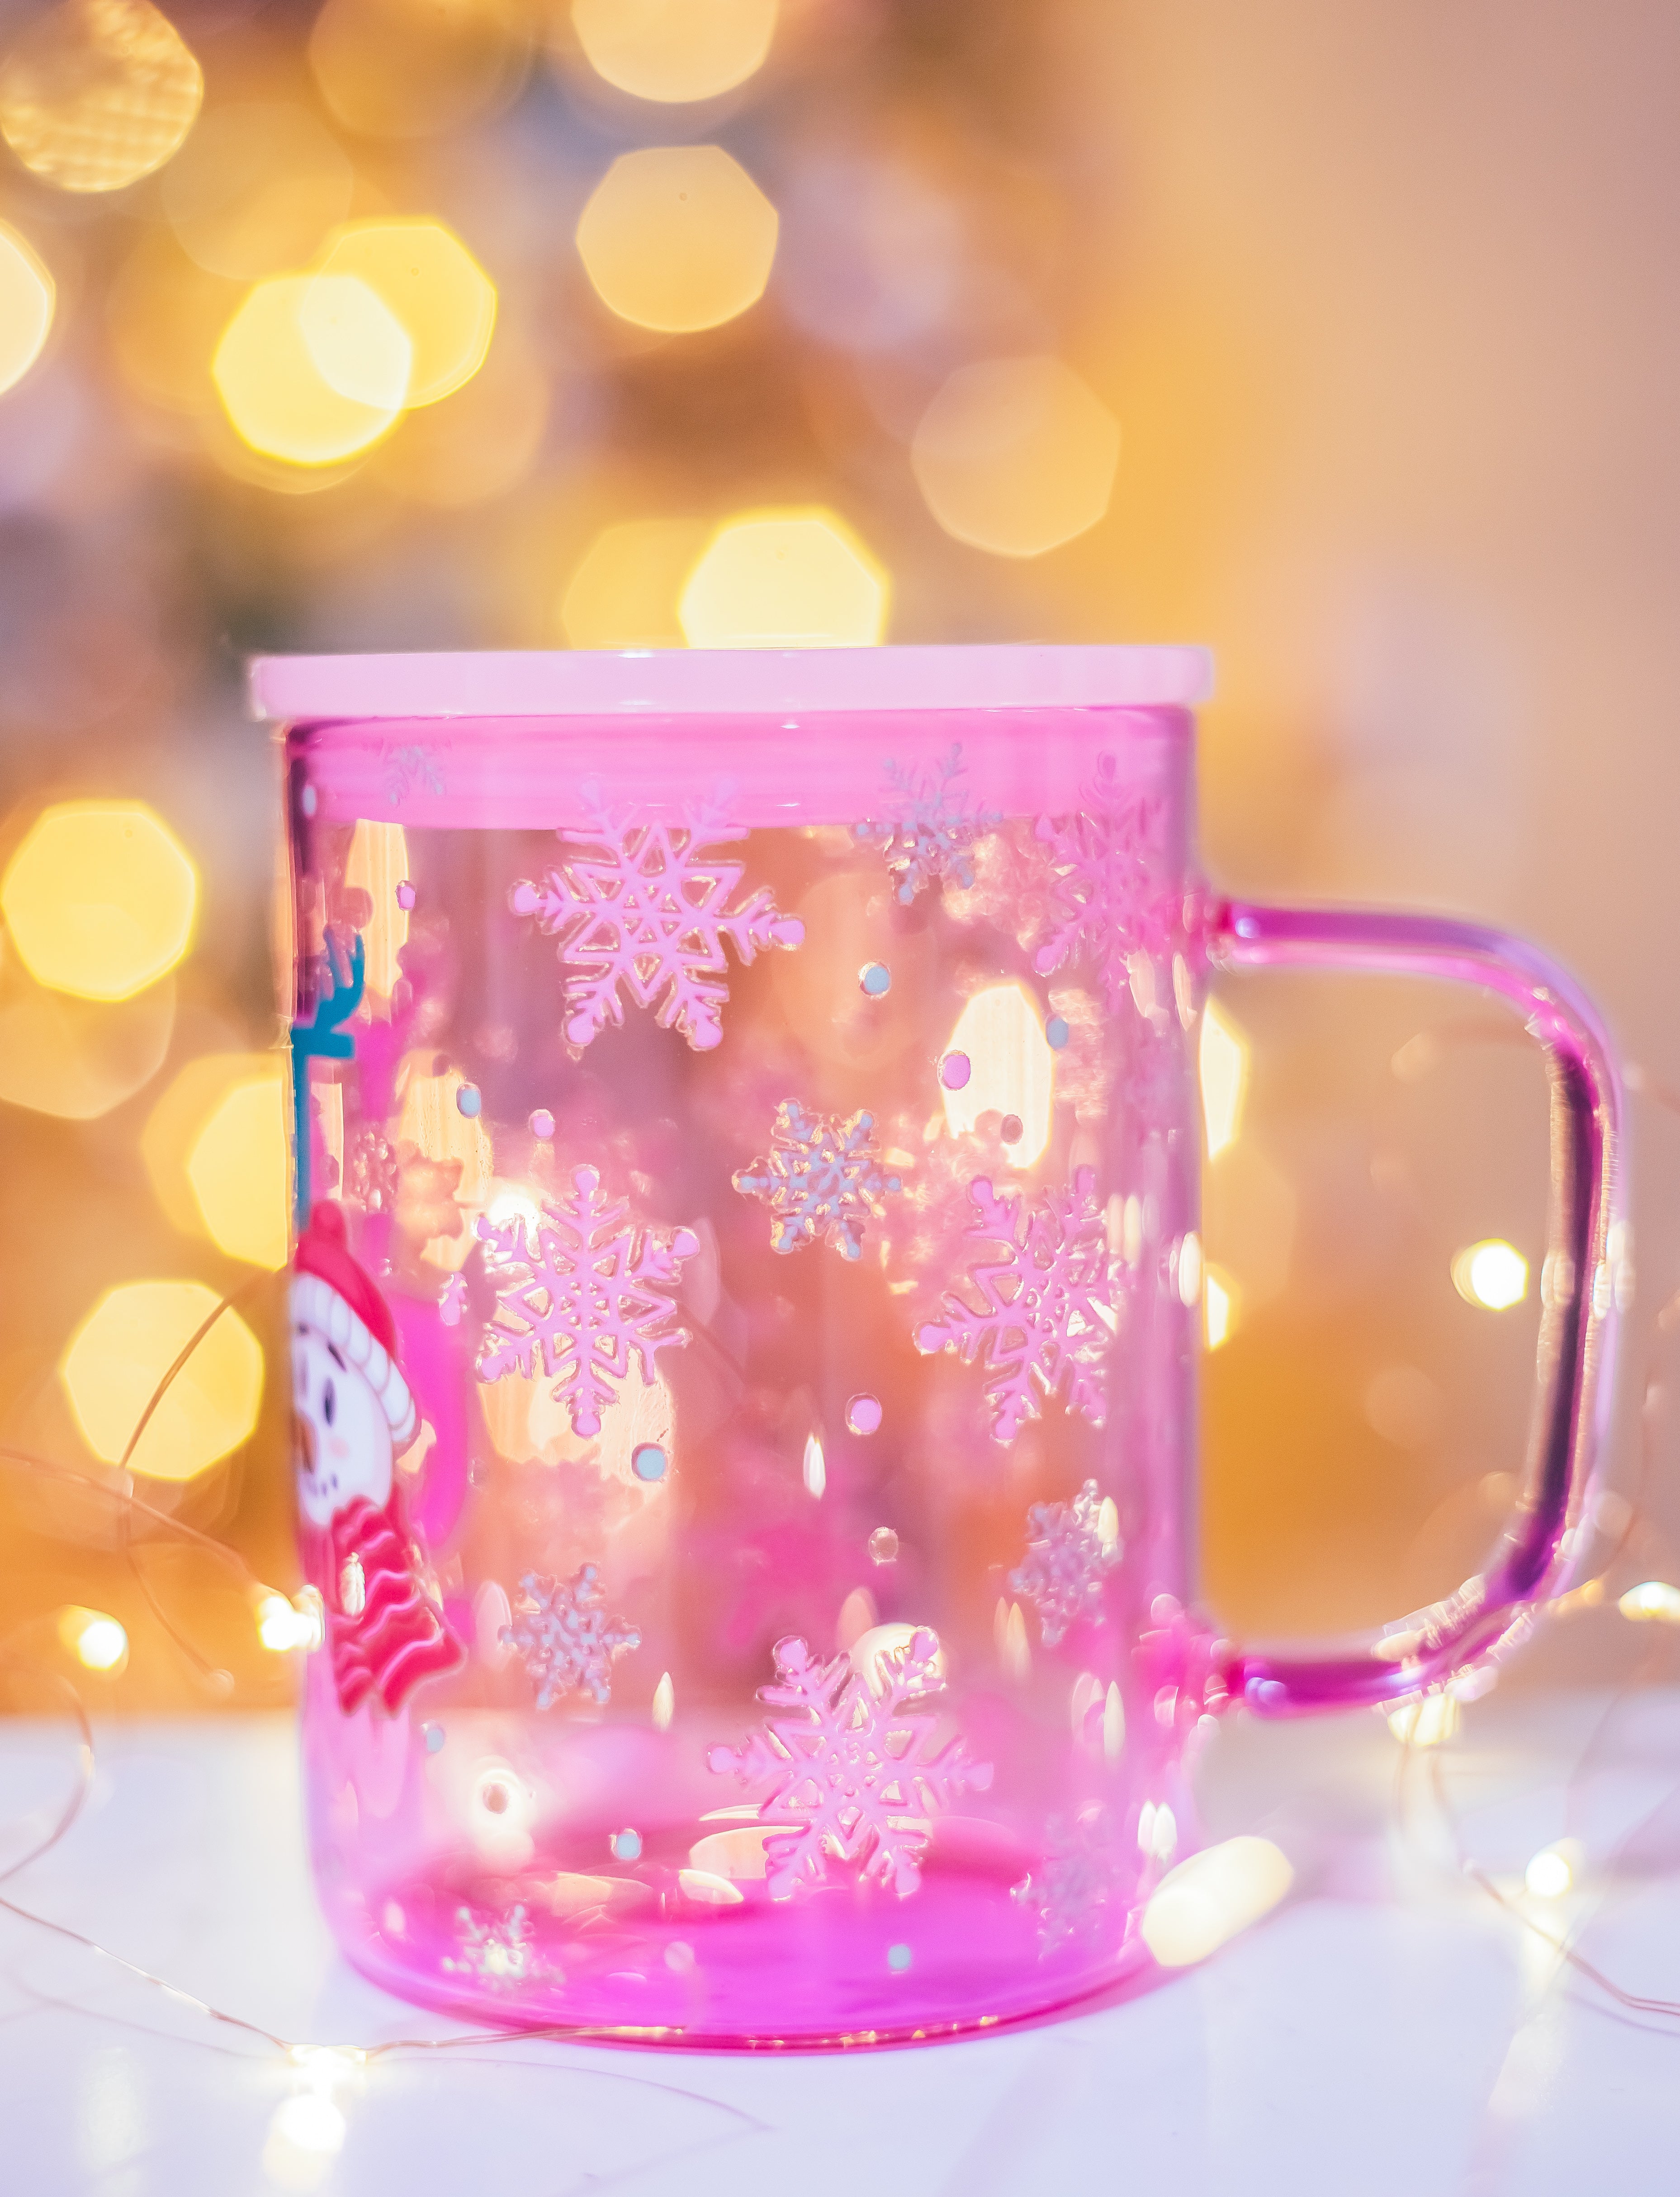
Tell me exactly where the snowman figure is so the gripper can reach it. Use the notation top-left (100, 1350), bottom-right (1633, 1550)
top-left (292, 1202), bottom-right (464, 1716)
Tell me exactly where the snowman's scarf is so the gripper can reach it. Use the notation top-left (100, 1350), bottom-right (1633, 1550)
top-left (303, 1492), bottom-right (465, 1717)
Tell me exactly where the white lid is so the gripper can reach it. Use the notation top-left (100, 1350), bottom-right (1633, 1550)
top-left (248, 644), bottom-right (1213, 724)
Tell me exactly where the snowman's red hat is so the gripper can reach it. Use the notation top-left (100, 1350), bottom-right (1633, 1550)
top-left (291, 1203), bottom-right (417, 1449)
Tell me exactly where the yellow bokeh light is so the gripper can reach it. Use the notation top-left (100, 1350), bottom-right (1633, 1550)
top-left (1386, 1694), bottom-right (1460, 1747)
top-left (143, 1053), bottom-right (276, 1236)
top-left (1452, 1238), bottom-right (1529, 1311)
top-left (345, 821), bottom-right (410, 1005)
top-left (572, 0), bottom-right (777, 103)
top-left (186, 1071), bottom-right (290, 1270)
top-left (0, 0), bottom-right (203, 194)
top-left (213, 273), bottom-right (409, 467)
top-left (940, 982), bottom-right (1054, 1169)
top-left (315, 220), bottom-right (496, 407)
top-left (309, 0), bottom-right (530, 141)
top-left (911, 355), bottom-right (1121, 558)
top-left (61, 1278), bottom-right (265, 1484)
top-left (373, 324), bottom-right (547, 506)
top-left (108, 230), bottom-right (240, 414)
top-left (560, 517), bottom-right (709, 648)
top-left (1203, 1265), bottom-right (1237, 1350)
top-left (0, 933), bottom-right (174, 1120)
top-left (679, 507), bottom-right (888, 648)
top-left (0, 222), bottom-right (54, 397)
top-left (1619, 1580), bottom-right (1680, 1624)
top-left (2, 801), bottom-right (196, 1002)
top-left (394, 1052), bottom-right (493, 1268)
top-left (1199, 999), bottom-right (1249, 1160)
top-left (160, 101), bottom-right (354, 281)
top-left (576, 145), bottom-right (777, 333)
top-left (57, 1605), bottom-right (128, 1671)
top-left (1141, 1837), bottom-right (1293, 1968)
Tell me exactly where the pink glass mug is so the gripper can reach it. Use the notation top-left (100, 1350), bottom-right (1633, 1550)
top-left (254, 644), bottom-right (1620, 2046)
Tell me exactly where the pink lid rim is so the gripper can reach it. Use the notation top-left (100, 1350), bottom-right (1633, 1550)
top-left (248, 644), bottom-right (1213, 725)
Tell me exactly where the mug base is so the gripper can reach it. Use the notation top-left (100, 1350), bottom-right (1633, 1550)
top-left (326, 1853), bottom-right (1158, 2049)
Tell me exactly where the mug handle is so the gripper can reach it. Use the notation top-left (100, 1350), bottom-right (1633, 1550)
top-left (1204, 899), bottom-right (1623, 1714)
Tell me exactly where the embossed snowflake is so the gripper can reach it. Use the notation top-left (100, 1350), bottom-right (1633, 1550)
top-left (854, 744), bottom-right (998, 904)
top-left (502, 1564), bottom-right (640, 1709)
top-left (443, 1903), bottom-right (535, 1988)
top-left (1011, 1809), bottom-right (1124, 1957)
top-left (914, 1168), bottom-right (1120, 1444)
top-left (1137, 1593), bottom-right (1232, 1733)
top-left (511, 783), bottom-right (805, 1052)
top-left (383, 742), bottom-right (445, 809)
top-left (475, 1164), bottom-right (698, 1436)
top-left (1032, 753), bottom-right (1172, 1014)
top-left (346, 1123), bottom-right (400, 1212)
top-left (734, 1101), bottom-right (903, 1261)
top-left (1010, 1479), bottom-right (1123, 1646)
top-left (707, 1628), bottom-right (991, 1900)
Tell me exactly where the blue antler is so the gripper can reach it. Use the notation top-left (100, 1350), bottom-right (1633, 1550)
top-left (289, 932), bottom-right (364, 1226)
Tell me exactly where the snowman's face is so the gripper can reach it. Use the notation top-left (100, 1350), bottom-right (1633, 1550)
top-left (292, 1321), bottom-right (394, 1529)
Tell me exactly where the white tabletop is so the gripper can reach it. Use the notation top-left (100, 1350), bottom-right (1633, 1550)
top-left (1, 1691), bottom-right (1674, 2194)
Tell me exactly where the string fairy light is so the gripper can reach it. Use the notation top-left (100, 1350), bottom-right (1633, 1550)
top-left (2, 1032), bottom-right (1680, 2080)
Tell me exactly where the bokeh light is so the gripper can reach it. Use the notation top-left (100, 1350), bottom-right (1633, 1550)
top-left (308, 0), bottom-right (530, 141)
top-left (186, 1070), bottom-right (289, 1270)
top-left (0, 223), bottom-right (55, 397)
top-left (1, 801), bottom-right (197, 1001)
top-left (58, 1605), bottom-right (128, 1671)
top-left (107, 229), bottom-right (239, 414)
top-left (679, 507), bottom-right (888, 646)
top-left (1619, 1580), bottom-right (1680, 1624)
top-left (911, 355), bottom-right (1121, 557)
top-left (560, 516), bottom-right (709, 648)
top-left (1199, 999), bottom-right (1249, 1159)
top-left (576, 146), bottom-right (778, 332)
top-left (0, 938), bottom-right (174, 1119)
top-left (316, 220), bottom-right (497, 406)
top-left (0, 0), bottom-right (203, 194)
top-left (1451, 1238), bottom-right (1529, 1311)
top-left (940, 982), bottom-right (1054, 1168)
top-left (345, 820), bottom-right (410, 1004)
top-left (160, 102), bottom-right (354, 282)
top-left (213, 274), bottom-right (409, 466)
top-left (1204, 1266), bottom-right (1236, 1349)
top-left (571, 0), bottom-right (778, 104)
top-left (1140, 1836), bottom-right (1293, 1967)
top-left (61, 1278), bottom-right (265, 1484)
top-left (143, 1054), bottom-right (278, 1238)
top-left (372, 325), bottom-right (548, 506)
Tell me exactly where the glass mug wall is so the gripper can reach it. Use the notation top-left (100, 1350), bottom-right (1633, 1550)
top-left (258, 647), bottom-right (1619, 2046)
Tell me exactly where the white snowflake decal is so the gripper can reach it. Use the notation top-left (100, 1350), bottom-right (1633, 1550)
top-left (707, 1628), bottom-right (991, 1900)
top-left (733, 1101), bottom-right (903, 1261)
top-left (1009, 1479), bottom-right (1122, 1646)
top-left (442, 1903), bottom-right (535, 1988)
top-left (854, 744), bottom-right (997, 904)
top-left (1011, 1809), bottom-right (1124, 1956)
top-left (511, 782), bottom-right (805, 1052)
top-left (1032, 753), bottom-right (1171, 1014)
top-left (502, 1564), bottom-right (640, 1709)
top-left (475, 1164), bottom-right (698, 1437)
top-left (913, 1168), bottom-right (1120, 1444)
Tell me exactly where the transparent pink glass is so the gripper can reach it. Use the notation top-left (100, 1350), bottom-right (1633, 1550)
top-left (256, 645), bottom-right (1621, 2046)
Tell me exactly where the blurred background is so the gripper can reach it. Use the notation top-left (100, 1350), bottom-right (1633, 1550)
top-left (0, 0), bottom-right (1675, 1711)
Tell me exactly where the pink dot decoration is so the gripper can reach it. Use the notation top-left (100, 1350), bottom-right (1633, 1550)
top-left (1000, 1113), bottom-right (1023, 1144)
top-left (396, 880), bottom-right (416, 910)
top-left (940, 1051), bottom-right (971, 1090)
top-left (529, 1109), bottom-right (555, 1139)
top-left (845, 1392), bottom-right (883, 1436)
